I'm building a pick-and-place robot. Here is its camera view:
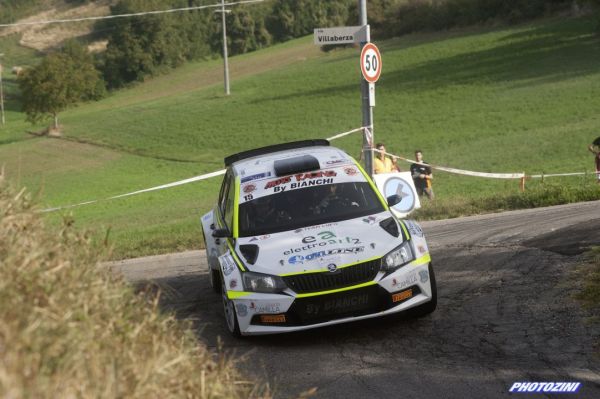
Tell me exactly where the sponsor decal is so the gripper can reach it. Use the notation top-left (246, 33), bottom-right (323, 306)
top-left (296, 171), bottom-right (337, 181)
top-left (392, 289), bottom-right (413, 303)
top-left (306, 293), bottom-right (370, 315)
top-left (285, 236), bottom-right (361, 255)
top-left (417, 245), bottom-right (427, 254)
top-left (301, 230), bottom-right (336, 243)
top-left (241, 172), bottom-right (271, 183)
top-left (219, 254), bottom-right (236, 276)
top-left (392, 273), bottom-right (417, 289)
top-left (294, 223), bottom-right (339, 234)
top-left (370, 243), bottom-right (376, 249)
top-left (344, 167), bottom-right (357, 176)
top-left (327, 263), bottom-right (338, 273)
top-left (250, 302), bottom-right (282, 314)
top-left (202, 213), bottom-right (211, 221)
top-left (243, 184), bottom-right (256, 194)
top-left (508, 382), bottom-right (581, 393)
top-left (362, 216), bottom-right (377, 225)
top-left (326, 159), bottom-right (344, 165)
top-left (249, 234), bottom-right (270, 242)
top-left (279, 260), bottom-right (284, 266)
top-left (265, 171), bottom-right (338, 191)
top-left (236, 303), bottom-right (248, 317)
top-left (265, 176), bottom-right (291, 189)
top-left (419, 270), bottom-right (429, 283)
top-left (229, 279), bottom-right (238, 289)
top-left (405, 220), bottom-right (424, 237)
top-left (289, 178), bottom-right (333, 190)
top-left (288, 247), bottom-right (365, 264)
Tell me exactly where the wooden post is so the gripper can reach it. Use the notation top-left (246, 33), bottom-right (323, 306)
top-left (519, 174), bottom-right (526, 192)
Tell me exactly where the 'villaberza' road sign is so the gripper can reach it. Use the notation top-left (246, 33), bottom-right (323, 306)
top-left (314, 26), bottom-right (369, 45)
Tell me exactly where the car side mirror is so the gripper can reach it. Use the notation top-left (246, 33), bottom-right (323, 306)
top-left (212, 228), bottom-right (231, 238)
top-left (386, 194), bottom-right (402, 207)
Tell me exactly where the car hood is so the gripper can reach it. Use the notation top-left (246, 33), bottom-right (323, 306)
top-left (236, 211), bottom-right (403, 275)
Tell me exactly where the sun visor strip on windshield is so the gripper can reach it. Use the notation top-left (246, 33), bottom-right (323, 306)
top-left (274, 155), bottom-right (321, 177)
top-left (353, 158), bottom-right (389, 210)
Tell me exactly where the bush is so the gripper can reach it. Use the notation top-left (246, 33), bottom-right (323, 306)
top-left (0, 181), bottom-right (267, 398)
top-left (390, 0), bottom-right (574, 36)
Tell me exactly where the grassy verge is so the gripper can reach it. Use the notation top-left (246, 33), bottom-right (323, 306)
top-left (0, 181), bottom-right (267, 398)
top-left (414, 181), bottom-right (600, 220)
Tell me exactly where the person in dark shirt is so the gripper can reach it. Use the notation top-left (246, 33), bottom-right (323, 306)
top-left (410, 150), bottom-right (434, 199)
top-left (589, 143), bottom-right (600, 184)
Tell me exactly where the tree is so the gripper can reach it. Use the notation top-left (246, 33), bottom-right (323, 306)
top-left (267, 0), bottom-right (352, 43)
top-left (18, 41), bottom-right (105, 129)
top-left (102, 0), bottom-right (191, 88)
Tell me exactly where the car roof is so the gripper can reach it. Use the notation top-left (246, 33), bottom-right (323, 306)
top-left (230, 145), bottom-right (355, 179)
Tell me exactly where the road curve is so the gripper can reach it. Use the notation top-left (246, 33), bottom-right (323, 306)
top-left (107, 201), bottom-right (600, 398)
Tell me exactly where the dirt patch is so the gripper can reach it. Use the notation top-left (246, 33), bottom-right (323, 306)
top-left (523, 218), bottom-right (600, 256)
top-left (106, 40), bottom-right (323, 106)
top-left (0, 1), bottom-right (112, 52)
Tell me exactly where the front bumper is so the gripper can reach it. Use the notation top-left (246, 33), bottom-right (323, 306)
top-left (231, 262), bottom-right (434, 336)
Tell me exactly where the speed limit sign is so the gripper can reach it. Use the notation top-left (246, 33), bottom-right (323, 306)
top-left (360, 43), bottom-right (382, 83)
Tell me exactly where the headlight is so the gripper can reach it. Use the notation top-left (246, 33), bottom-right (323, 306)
top-left (382, 241), bottom-right (415, 273)
top-left (242, 271), bottom-right (287, 293)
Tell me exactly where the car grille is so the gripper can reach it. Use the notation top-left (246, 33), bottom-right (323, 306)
top-left (282, 258), bottom-right (381, 294)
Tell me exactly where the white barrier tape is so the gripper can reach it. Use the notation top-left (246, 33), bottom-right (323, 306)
top-left (529, 172), bottom-right (599, 178)
top-left (41, 126), bottom-right (368, 213)
top-left (41, 169), bottom-right (227, 213)
top-left (326, 126), bottom-right (369, 141)
top-left (373, 148), bottom-right (525, 179)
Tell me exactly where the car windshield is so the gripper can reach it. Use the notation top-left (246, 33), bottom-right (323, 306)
top-left (238, 182), bottom-right (385, 236)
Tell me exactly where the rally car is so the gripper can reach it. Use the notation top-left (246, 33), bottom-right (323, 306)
top-left (201, 139), bottom-right (436, 336)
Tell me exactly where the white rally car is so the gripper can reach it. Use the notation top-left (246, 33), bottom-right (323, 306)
top-left (201, 139), bottom-right (436, 336)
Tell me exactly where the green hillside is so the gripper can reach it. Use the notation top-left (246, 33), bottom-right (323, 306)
top-left (1, 15), bottom-right (599, 258)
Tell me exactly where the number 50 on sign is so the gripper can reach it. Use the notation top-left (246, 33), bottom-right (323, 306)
top-left (360, 43), bottom-right (382, 83)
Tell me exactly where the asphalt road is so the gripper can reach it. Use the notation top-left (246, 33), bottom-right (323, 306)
top-left (108, 201), bottom-right (600, 398)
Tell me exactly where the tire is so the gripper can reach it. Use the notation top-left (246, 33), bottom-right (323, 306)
top-left (221, 278), bottom-right (242, 337)
top-left (209, 267), bottom-right (221, 294)
top-left (202, 230), bottom-right (221, 294)
top-left (407, 262), bottom-right (437, 318)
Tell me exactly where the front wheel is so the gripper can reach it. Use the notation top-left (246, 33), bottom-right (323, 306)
top-left (221, 278), bottom-right (241, 337)
top-left (407, 262), bottom-right (437, 318)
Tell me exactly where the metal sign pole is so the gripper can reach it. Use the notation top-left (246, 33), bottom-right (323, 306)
top-left (221, 0), bottom-right (230, 96)
top-left (0, 54), bottom-right (5, 126)
top-left (358, 0), bottom-right (373, 177)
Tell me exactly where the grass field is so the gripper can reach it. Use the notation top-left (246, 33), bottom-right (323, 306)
top-left (1, 15), bottom-right (599, 259)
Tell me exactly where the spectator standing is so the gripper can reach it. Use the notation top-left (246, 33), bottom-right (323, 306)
top-left (410, 150), bottom-right (434, 199)
top-left (374, 143), bottom-right (399, 174)
top-left (589, 143), bottom-right (600, 184)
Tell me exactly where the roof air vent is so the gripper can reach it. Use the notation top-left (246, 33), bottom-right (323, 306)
top-left (274, 155), bottom-right (321, 177)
